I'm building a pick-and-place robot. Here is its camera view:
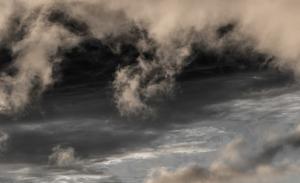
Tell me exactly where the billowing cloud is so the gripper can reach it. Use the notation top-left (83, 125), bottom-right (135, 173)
top-left (49, 146), bottom-right (78, 168)
top-left (1, 0), bottom-right (300, 116)
top-left (48, 145), bottom-right (78, 168)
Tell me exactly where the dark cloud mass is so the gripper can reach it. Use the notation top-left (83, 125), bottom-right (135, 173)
top-left (0, 0), bottom-right (298, 116)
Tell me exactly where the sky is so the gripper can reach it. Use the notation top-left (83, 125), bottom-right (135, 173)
top-left (1, 1), bottom-right (300, 183)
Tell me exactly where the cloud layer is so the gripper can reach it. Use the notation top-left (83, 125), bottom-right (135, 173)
top-left (145, 125), bottom-right (300, 183)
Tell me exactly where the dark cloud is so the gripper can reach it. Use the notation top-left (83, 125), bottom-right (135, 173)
top-left (0, 0), bottom-right (299, 116)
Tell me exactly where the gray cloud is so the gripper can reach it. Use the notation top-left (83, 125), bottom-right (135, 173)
top-left (145, 125), bottom-right (300, 183)
top-left (48, 145), bottom-right (78, 168)
top-left (0, 0), bottom-right (300, 116)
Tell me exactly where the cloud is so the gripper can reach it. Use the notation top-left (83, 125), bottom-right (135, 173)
top-left (113, 37), bottom-right (192, 116)
top-left (1, 0), bottom-right (300, 116)
top-left (145, 125), bottom-right (300, 183)
top-left (48, 145), bottom-right (78, 168)
top-left (0, 1), bottom-right (80, 114)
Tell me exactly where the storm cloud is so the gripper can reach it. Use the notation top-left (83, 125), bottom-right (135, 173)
top-left (0, 0), bottom-right (300, 116)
